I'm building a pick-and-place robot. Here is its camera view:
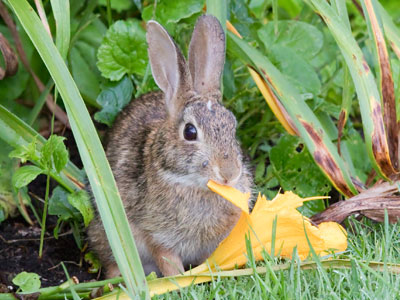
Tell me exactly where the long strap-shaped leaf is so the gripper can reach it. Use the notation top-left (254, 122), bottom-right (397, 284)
top-left (377, 2), bottom-right (400, 60)
top-left (305, 0), bottom-right (397, 180)
top-left (7, 1), bottom-right (149, 298)
top-left (361, 0), bottom-right (398, 171)
top-left (0, 104), bottom-right (83, 192)
top-left (227, 32), bottom-right (358, 197)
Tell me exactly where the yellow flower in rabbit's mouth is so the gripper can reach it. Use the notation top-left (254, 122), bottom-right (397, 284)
top-left (196, 180), bottom-right (347, 273)
top-left (105, 181), bottom-right (347, 299)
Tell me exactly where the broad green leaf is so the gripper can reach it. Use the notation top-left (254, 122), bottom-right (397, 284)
top-left (94, 76), bottom-right (134, 126)
top-left (270, 134), bottom-right (332, 199)
top-left (248, 0), bottom-right (270, 19)
top-left (40, 135), bottom-right (69, 173)
top-left (69, 19), bottom-right (106, 107)
top-left (269, 45), bottom-right (321, 95)
top-left (12, 272), bottom-right (41, 292)
top-left (69, 45), bottom-right (101, 107)
top-left (142, 0), bottom-right (203, 28)
top-left (258, 20), bottom-right (324, 62)
top-left (8, 1), bottom-right (149, 296)
top-left (98, 0), bottom-right (132, 12)
top-left (48, 186), bottom-right (80, 220)
top-left (12, 165), bottom-right (43, 189)
top-left (97, 19), bottom-right (147, 81)
top-left (68, 190), bottom-right (94, 227)
top-left (278, 0), bottom-right (303, 17)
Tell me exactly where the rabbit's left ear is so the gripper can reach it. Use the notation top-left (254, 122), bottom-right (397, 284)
top-left (188, 15), bottom-right (225, 96)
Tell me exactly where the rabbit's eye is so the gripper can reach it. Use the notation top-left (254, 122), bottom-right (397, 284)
top-left (184, 123), bottom-right (197, 141)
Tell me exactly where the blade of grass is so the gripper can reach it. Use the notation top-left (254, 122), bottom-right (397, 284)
top-left (360, 0), bottom-right (398, 171)
top-left (0, 104), bottom-right (83, 191)
top-left (33, 0), bottom-right (52, 37)
top-left (305, 0), bottom-right (397, 179)
top-left (7, 1), bottom-right (149, 298)
top-left (206, 0), bottom-right (227, 34)
top-left (96, 259), bottom-right (400, 299)
top-left (50, 0), bottom-right (70, 60)
top-left (377, 2), bottom-right (400, 59)
top-left (226, 31), bottom-right (358, 197)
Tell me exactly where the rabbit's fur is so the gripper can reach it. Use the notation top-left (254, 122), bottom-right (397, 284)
top-left (87, 15), bottom-right (252, 277)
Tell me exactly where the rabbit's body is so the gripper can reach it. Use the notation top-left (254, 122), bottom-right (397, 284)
top-left (87, 15), bottom-right (252, 277)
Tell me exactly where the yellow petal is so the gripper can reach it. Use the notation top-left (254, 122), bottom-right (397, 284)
top-left (200, 181), bottom-right (347, 270)
top-left (207, 180), bottom-right (250, 214)
top-left (96, 183), bottom-right (348, 299)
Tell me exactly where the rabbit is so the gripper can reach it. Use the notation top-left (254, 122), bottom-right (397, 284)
top-left (87, 15), bottom-right (253, 278)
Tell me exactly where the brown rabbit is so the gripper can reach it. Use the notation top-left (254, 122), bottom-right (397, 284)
top-left (87, 15), bottom-right (252, 278)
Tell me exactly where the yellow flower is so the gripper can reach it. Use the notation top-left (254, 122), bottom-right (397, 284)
top-left (191, 181), bottom-right (347, 274)
top-left (98, 181), bottom-right (347, 299)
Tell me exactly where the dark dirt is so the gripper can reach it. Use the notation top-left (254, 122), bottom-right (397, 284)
top-left (0, 128), bottom-right (102, 292)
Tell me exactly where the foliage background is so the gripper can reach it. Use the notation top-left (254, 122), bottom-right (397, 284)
top-left (0, 0), bottom-right (399, 232)
top-left (0, 0), bottom-right (399, 298)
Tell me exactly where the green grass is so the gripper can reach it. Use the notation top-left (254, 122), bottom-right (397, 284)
top-left (151, 217), bottom-right (400, 299)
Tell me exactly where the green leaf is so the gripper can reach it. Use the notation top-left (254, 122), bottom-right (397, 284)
top-left (8, 138), bottom-right (37, 163)
top-left (84, 251), bottom-right (101, 273)
top-left (258, 20), bottom-right (324, 62)
top-left (69, 45), bottom-right (101, 106)
top-left (12, 272), bottom-right (41, 292)
top-left (142, 0), bottom-right (203, 27)
top-left (48, 186), bottom-right (80, 220)
top-left (94, 76), bottom-right (133, 126)
top-left (270, 134), bottom-right (332, 200)
top-left (0, 104), bottom-right (83, 192)
top-left (68, 190), bottom-right (94, 227)
top-left (269, 45), bottom-right (321, 95)
top-left (98, 0), bottom-right (132, 12)
top-left (12, 165), bottom-right (43, 189)
top-left (40, 135), bottom-right (69, 173)
top-left (97, 19), bottom-right (147, 81)
top-left (50, 0), bottom-right (70, 60)
top-left (69, 19), bottom-right (106, 107)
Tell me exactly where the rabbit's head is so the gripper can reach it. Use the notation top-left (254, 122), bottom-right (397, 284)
top-left (146, 15), bottom-right (246, 190)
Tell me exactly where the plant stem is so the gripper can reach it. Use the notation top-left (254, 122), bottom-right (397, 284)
top-left (39, 170), bottom-right (51, 257)
top-left (106, 0), bottom-right (112, 27)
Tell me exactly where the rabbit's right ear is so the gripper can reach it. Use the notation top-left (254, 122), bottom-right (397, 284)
top-left (147, 21), bottom-right (192, 117)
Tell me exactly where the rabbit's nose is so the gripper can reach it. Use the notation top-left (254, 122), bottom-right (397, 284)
top-left (219, 163), bottom-right (241, 186)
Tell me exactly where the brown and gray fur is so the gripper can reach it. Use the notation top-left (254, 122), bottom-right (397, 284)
top-left (87, 15), bottom-right (252, 277)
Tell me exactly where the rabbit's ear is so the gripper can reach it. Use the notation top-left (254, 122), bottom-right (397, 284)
top-left (188, 15), bottom-right (225, 96)
top-left (147, 21), bottom-right (192, 117)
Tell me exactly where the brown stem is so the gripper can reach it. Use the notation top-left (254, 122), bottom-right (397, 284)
top-left (311, 181), bottom-right (400, 224)
top-left (0, 32), bottom-right (18, 79)
top-left (0, 1), bottom-right (70, 128)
